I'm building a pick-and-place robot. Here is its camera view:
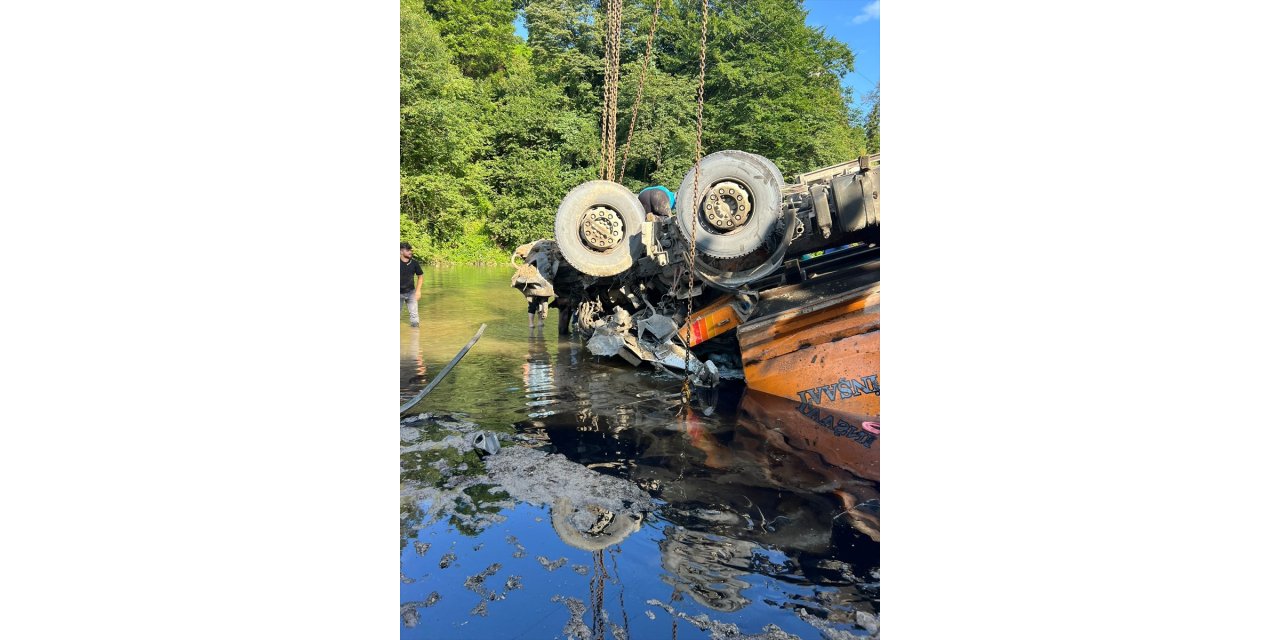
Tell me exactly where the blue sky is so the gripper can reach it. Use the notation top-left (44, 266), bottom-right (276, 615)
top-left (804, 0), bottom-right (880, 107)
top-left (513, 1), bottom-right (879, 107)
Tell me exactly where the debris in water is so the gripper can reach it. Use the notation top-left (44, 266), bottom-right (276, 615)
top-left (483, 446), bottom-right (653, 514)
top-left (551, 595), bottom-right (592, 640)
top-left (400, 572), bottom-right (415, 584)
top-left (463, 562), bottom-right (503, 600)
top-left (400, 605), bottom-right (419, 628)
top-left (537, 555), bottom-right (568, 571)
top-left (413, 541), bottom-right (431, 556)
top-left (610, 621), bottom-right (628, 640)
top-left (572, 564), bottom-right (589, 575)
top-left (646, 599), bottom-right (801, 640)
top-left (471, 600), bottom-right (489, 617)
top-left (399, 592), bottom-right (441, 629)
top-left (645, 610), bottom-right (656, 620)
top-left (795, 607), bottom-right (877, 639)
top-left (439, 552), bottom-right (457, 569)
top-left (505, 535), bottom-right (527, 558)
top-left (473, 543), bottom-right (484, 551)
top-left (472, 431), bottom-right (501, 455)
top-left (503, 575), bottom-right (523, 592)
top-left (856, 611), bottom-right (880, 637)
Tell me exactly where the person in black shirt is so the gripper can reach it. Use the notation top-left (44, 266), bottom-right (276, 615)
top-left (400, 242), bottom-right (424, 328)
top-left (637, 185), bottom-right (674, 219)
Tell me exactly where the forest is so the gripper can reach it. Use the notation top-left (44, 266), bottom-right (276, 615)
top-left (401, 0), bottom-right (879, 264)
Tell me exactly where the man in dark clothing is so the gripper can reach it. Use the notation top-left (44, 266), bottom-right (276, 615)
top-left (400, 241), bottom-right (423, 328)
top-left (637, 185), bottom-right (675, 219)
top-left (551, 296), bottom-right (572, 336)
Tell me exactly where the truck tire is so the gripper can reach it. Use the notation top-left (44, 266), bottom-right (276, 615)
top-left (745, 151), bottom-right (785, 192)
top-left (674, 151), bottom-right (783, 259)
top-left (554, 180), bottom-right (645, 277)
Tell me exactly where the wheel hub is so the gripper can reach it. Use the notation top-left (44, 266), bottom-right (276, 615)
top-left (580, 206), bottom-right (625, 251)
top-left (702, 180), bottom-right (753, 231)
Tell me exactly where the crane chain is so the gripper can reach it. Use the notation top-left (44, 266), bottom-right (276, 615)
top-left (618, 0), bottom-right (662, 179)
top-left (599, 0), bottom-right (624, 182)
top-left (682, 0), bottom-right (709, 405)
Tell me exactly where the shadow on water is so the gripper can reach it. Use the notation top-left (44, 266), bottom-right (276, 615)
top-left (401, 266), bottom-right (879, 639)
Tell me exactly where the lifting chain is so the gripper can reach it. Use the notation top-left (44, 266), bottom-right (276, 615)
top-left (682, 0), bottom-right (709, 405)
top-left (599, 0), bottom-right (624, 182)
top-left (618, 0), bottom-right (662, 179)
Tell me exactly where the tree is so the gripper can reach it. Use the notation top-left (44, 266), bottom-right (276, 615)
top-left (400, 0), bottom-right (494, 257)
top-left (864, 83), bottom-right (880, 154)
top-left (420, 0), bottom-right (523, 78)
top-left (400, 0), bottom-right (876, 262)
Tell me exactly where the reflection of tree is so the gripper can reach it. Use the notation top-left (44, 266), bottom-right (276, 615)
top-left (449, 484), bottom-right (510, 537)
top-left (399, 416), bottom-right (514, 549)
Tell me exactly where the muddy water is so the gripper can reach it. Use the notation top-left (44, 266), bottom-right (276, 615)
top-left (401, 266), bottom-right (879, 639)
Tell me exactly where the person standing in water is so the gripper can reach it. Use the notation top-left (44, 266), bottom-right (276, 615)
top-left (400, 242), bottom-right (423, 328)
top-left (527, 295), bottom-right (549, 330)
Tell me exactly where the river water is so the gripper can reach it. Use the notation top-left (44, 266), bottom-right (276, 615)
top-left (400, 266), bottom-right (880, 639)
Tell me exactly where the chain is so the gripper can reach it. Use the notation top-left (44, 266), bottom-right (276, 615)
top-left (608, 0), bottom-right (622, 180)
top-left (599, 0), bottom-right (624, 182)
top-left (681, 0), bottom-right (709, 405)
top-left (618, 0), bottom-right (661, 180)
top-left (591, 549), bottom-right (607, 639)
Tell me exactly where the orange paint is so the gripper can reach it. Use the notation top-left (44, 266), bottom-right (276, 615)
top-left (678, 295), bottom-right (744, 347)
top-left (738, 283), bottom-right (879, 419)
top-left (735, 390), bottom-right (879, 483)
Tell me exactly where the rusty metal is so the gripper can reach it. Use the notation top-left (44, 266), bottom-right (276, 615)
top-left (599, 0), bottom-right (623, 181)
top-left (682, 0), bottom-right (710, 405)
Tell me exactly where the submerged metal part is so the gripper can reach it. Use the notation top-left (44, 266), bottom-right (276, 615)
top-left (472, 431), bottom-right (501, 455)
top-left (511, 240), bottom-right (559, 298)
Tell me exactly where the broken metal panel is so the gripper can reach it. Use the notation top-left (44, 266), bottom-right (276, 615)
top-left (637, 313), bottom-right (679, 344)
top-left (510, 240), bottom-right (559, 298)
top-left (677, 295), bottom-right (744, 348)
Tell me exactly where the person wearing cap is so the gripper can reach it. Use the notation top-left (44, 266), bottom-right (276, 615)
top-left (637, 185), bottom-right (675, 220)
top-left (400, 241), bottom-right (424, 328)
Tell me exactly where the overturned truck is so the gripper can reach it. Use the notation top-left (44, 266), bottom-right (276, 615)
top-left (513, 151), bottom-right (880, 419)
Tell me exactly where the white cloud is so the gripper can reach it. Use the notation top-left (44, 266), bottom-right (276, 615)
top-left (852, 0), bottom-right (880, 25)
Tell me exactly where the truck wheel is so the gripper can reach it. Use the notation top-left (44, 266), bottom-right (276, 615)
top-left (745, 151), bottom-right (785, 192)
top-left (674, 151), bottom-right (783, 259)
top-left (554, 180), bottom-right (645, 277)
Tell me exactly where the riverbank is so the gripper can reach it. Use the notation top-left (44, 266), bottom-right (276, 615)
top-left (401, 216), bottom-right (522, 266)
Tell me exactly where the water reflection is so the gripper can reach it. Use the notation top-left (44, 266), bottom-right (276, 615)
top-left (401, 267), bottom-right (878, 638)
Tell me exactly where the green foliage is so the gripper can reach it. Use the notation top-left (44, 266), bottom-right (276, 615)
top-left (420, 0), bottom-right (522, 78)
top-left (401, 0), bottom-right (874, 262)
top-left (864, 83), bottom-right (880, 154)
